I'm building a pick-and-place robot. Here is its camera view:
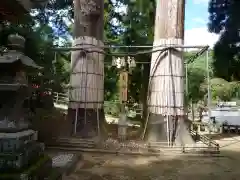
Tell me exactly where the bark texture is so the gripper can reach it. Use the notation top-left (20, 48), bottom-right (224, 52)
top-left (73, 0), bottom-right (104, 40)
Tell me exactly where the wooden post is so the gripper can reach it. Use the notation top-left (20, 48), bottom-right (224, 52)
top-left (118, 70), bottom-right (128, 140)
top-left (119, 71), bottom-right (128, 103)
top-left (147, 0), bottom-right (193, 145)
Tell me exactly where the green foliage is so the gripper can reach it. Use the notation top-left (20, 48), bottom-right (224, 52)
top-left (185, 49), bottom-right (240, 104)
top-left (187, 67), bottom-right (206, 103)
top-left (200, 78), bottom-right (240, 101)
top-left (48, 169), bottom-right (62, 180)
top-left (115, 0), bottom-right (155, 104)
top-left (0, 1), bottom-right (72, 92)
top-left (103, 0), bottom-right (121, 101)
top-left (0, 155), bottom-right (50, 179)
top-left (202, 78), bottom-right (240, 101)
top-left (187, 50), bottom-right (214, 74)
top-left (185, 51), bottom-right (213, 105)
top-left (104, 101), bottom-right (120, 117)
top-left (208, 0), bottom-right (240, 81)
top-left (5, 0), bottom-right (240, 117)
top-left (209, 78), bottom-right (232, 101)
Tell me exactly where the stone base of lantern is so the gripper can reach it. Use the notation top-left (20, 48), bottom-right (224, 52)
top-left (0, 128), bottom-right (62, 180)
top-left (117, 113), bottom-right (128, 141)
top-left (0, 155), bottom-right (61, 180)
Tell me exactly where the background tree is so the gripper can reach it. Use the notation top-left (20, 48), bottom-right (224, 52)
top-left (208, 0), bottom-right (240, 81)
top-left (114, 0), bottom-right (155, 122)
top-left (4, 0), bottom-right (237, 126)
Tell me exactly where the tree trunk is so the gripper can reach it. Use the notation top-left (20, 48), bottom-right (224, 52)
top-left (68, 0), bottom-right (105, 138)
top-left (146, 0), bottom-right (194, 145)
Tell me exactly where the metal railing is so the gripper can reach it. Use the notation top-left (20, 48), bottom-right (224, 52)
top-left (48, 136), bottom-right (220, 155)
top-left (190, 129), bottom-right (219, 151)
top-left (52, 91), bottom-right (69, 105)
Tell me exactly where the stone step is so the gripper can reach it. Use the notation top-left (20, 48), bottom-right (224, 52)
top-left (147, 146), bottom-right (219, 154)
top-left (47, 146), bottom-right (221, 157)
top-left (56, 139), bottom-right (95, 145)
top-left (57, 137), bottom-right (95, 143)
top-left (48, 142), bottom-right (219, 154)
top-left (55, 142), bottom-right (95, 149)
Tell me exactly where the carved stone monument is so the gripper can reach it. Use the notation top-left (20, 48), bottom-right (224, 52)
top-left (0, 34), bottom-right (61, 179)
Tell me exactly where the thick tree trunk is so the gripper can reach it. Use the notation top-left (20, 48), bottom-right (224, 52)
top-left (68, 0), bottom-right (105, 138)
top-left (146, 0), bottom-right (193, 145)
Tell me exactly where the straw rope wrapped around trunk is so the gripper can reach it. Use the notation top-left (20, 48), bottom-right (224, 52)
top-left (69, 37), bottom-right (104, 110)
top-left (149, 39), bottom-right (184, 116)
top-left (68, 0), bottom-right (105, 137)
top-left (146, 0), bottom-right (194, 145)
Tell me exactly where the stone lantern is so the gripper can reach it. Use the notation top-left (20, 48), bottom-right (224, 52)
top-left (0, 34), bottom-right (60, 179)
top-left (118, 111), bottom-right (128, 141)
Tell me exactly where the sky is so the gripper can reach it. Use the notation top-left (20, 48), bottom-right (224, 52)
top-left (184, 0), bottom-right (219, 48)
top-left (113, 0), bottom-right (220, 48)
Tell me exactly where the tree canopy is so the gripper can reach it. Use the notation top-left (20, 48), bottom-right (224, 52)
top-left (1, 0), bottom-right (239, 115)
top-left (208, 0), bottom-right (240, 81)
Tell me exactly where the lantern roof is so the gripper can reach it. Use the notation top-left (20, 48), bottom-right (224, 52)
top-left (8, 34), bottom-right (26, 49)
top-left (0, 50), bottom-right (42, 69)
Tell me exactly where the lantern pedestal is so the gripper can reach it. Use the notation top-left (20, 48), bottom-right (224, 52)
top-left (0, 34), bottom-right (61, 180)
top-left (118, 113), bottom-right (128, 141)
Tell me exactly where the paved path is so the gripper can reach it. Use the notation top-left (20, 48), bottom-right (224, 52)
top-left (52, 103), bottom-right (240, 179)
top-left (46, 135), bottom-right (240, 180)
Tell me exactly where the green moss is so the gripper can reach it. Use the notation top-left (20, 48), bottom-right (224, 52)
top-left (22, 155), bottom-right (51, 175)
top-left (47, 169), bottom-right (62, 180)
top-left (0, 155), bottom-right (51, 180)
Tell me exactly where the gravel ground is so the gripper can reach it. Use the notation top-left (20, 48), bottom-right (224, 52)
top-left (61, 152), bottom-right (240, 180)
top-left (52, 153), bottom-right (75, 167)
top-left (58, 135), bottom-right (240, 180)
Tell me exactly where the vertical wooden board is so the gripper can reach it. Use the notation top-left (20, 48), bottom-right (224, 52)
top-left (120, 88), bottom-right (128, 102)
top-left (119, 72), bottom-right (128, 88)
top-left (119, 71), bottom-right (128, 102)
